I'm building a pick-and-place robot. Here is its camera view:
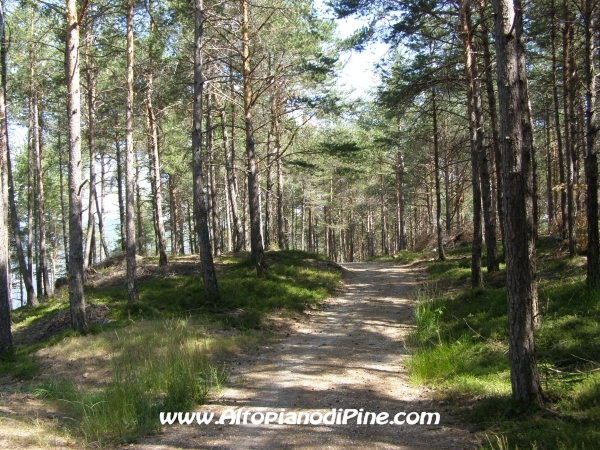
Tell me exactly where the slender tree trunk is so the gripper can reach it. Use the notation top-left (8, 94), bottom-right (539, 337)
top-left (95, 153), bottom-right (109, 259)
top-left (145, 82), bottom-right (167, 266)
top-left (125, 0), bottom-right (138, 302)
top-left (215, 96), bottom-right (243, 252)
top-left (492, 0), bottom-right (543, 406)
top-left (2, 17), bottom-right (36, 306)
top-left (432, 89), bottom-right (446, 261)
top-left (114, 117), bottom-right (125, 251)
top-left (33, 92), bottom-right (50, 296)
top-left (563, 0), bottom-right (576, 256)
top-left (193, 0), bottom-right (219, 299)
top-left (66, 0), bottom-right (87, 331)
top-left (583, 0), bottom-right (599, 287)
top-left (461, 0), bottom-right (498, 277)
top-left (169, 175), bottom-right (177, 255)
top-left (277, 145), bottom-right (286, 250)
top-left (481, 4), bottom-right (505, 247)
top-left (0, 3), bottom-right (12, 354)
top-left (241, 0), bottom-right (266, 275)
top-left (84, 32), bottom-right (96, 272)
top-left (551, 0), bottom-right (566, 237)
top-left (545, 104), bottom-right (554, 229)
top-left (206, 91), bottom-right (220, 256)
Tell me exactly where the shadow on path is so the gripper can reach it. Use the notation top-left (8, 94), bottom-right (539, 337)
top-left (133, 262), bottom-right (478, 449)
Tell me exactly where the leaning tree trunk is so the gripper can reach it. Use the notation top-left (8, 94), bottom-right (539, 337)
top-left (583, 0), bottom-right (599, 287)
top-left (192, 0), bottom-right (219, 299)
top-left (125, 0), bottom-right (138, 302)
top-left (65, 0), bottom-right (87, 331)
top-left (492, 0), bottom-right (543, 406)
top-left (241, 0), bottom-right (266, 275)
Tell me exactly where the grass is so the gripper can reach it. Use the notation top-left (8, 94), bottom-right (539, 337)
top-left (407, 238), bottom-right (600, 449)
top-left (4, 250), bottom-right (342, 447)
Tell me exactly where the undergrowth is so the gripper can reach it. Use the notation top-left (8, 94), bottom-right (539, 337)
top-left (408, 237), bottom-right (600, 449)
top-left (6, 250), bottom-right (342, 447)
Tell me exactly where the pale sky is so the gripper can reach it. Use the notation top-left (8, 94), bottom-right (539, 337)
top-left (313, 0), bottom-right (389, 99)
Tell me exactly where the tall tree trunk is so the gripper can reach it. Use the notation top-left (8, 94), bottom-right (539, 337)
top-left (206, 91), bottom-right (220, 256)
top-left (95, 152), bottom-right (110, 260)
top-left (125, 0), bottom-right (138, 302)
top-left (492, 0), bottom-right (543, 406)
top-left (395, 152), bottom-right (406, 251)
top-left (481, 3), bottom-right (505, 247)
top-left (380, 172), bottom-right (389, 255)
top-left (265, 130), bottom-right (273, 249)
top-left (0, 3), bottom-right (12, 354)
top-left (551, 0), bottom-right (566, 237)
top-left (66, 0), bottom-right (87, 331)
top-left (271, 87), bottom-right (287, 250)
top-left (545, 104), bottom-right (554, 230)
top-left (215, 95), bottom-right (243, 252)
top-left (241, 0), bottom-right (266, 275)
top-left (84, 31), bottom-right (96, 272)
top-left (33, 92), bottom-right (50, 296)
top-left (461, 0), bottom-right (498, 277)
top-left (432, 89), bottom-right (446, 261)
top-left (193, 0), bottom-right (219, 299)
top-left (2, 15), bottom-right (36, 307)
top-left (169, 175), bottom-right (177, 255)
top-left (145, 80), bottom-right (167, 266)
top-left (563, 0), bottom-right (576, 256)
top-left (583, 0), bottom-right (599, 287)
top-left (114, 117), bottom-right (125, 251)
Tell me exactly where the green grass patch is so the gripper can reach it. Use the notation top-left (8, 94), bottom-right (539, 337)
top-left (407, 241), bottom-right (600, 449)
top-left (10, 250), bottom-right (342, 447)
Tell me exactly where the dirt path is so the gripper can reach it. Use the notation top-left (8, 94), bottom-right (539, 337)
top-left (132, 262), bottom-right (478, 449)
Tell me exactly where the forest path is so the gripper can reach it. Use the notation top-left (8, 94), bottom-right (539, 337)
top-left (132, 262), bottom-right (478, 449)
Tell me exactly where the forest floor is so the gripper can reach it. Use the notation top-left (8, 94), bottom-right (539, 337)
top-left (129, 262), bottom-right (479, 449)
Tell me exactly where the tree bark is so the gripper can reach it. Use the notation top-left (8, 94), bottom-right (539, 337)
top-left (66, 0), bottom-right (87, 331)
top-left (125, 0), bottom-right (138, 302)
top-left (193, 0), bottom-right (219, 299)
top-left (241, 0), bottom-right (266, 275)
top-left (492, 0), bottom-right (543, 406)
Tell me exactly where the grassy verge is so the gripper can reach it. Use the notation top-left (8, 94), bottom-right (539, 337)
top-left (407, 239), bottom-right (600, 449)
top-left (4, 250), bottom-right (342, 448)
